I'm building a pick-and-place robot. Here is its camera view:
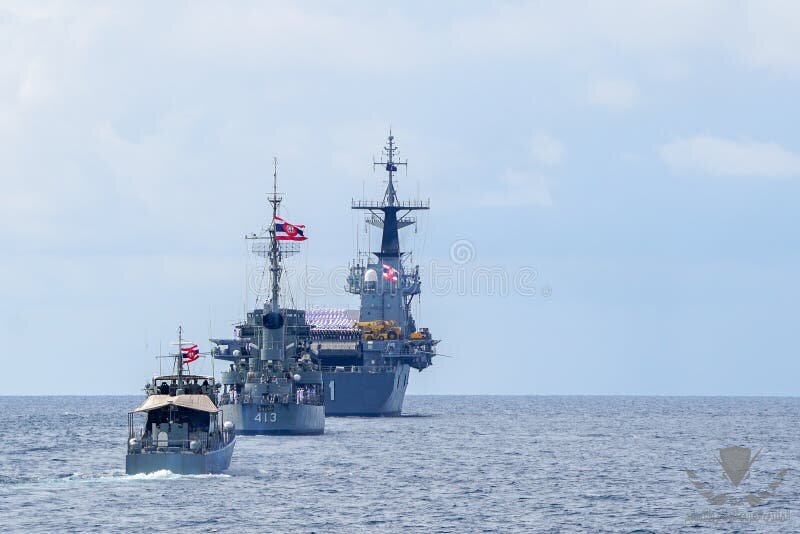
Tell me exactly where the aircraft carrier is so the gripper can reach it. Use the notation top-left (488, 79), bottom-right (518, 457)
top-left (309, 132), bottom-right (438, 416)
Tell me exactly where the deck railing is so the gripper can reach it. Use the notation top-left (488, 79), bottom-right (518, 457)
top-left (128, 432), bottom-right (234, 454)
top-left (218, 394), bottom-right (323, 407)
top-left (321, 365), bottom-right (400, 373)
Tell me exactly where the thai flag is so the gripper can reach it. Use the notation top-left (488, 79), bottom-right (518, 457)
top-left (181, 343), bottom-right (200, 364)
top-left (273, 216), bottom-right (308, 241)
top-left (382, 263), bottom-right (398, 283)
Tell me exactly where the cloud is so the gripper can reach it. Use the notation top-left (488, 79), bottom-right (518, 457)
top-left (479, 170), bottom-right (552, 207)
top-left (587, 79), bottom-right (639, 112)
top-left (738, 0), bottom-right (800, 72)
top-left (530, 132), bottom-right (565, 167)
top-left (449, 2), bottom-right (800, 77)
top-left (477, 133), bottom-right (564, 207)
top-left (478, 133), bottom-right (563, 207)
top-left (659, 136), bottom-right (800, 178)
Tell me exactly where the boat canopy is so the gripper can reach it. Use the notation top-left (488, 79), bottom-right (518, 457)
top-left (133, 394), bottom-right (218, 414)
top-left (152, 374), bottom-right (213, 384)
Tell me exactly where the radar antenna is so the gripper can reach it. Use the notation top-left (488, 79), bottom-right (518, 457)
top-left (373, 129), bottom-right (407, 207)
top-left (354, 131), bottom-right (429, 257)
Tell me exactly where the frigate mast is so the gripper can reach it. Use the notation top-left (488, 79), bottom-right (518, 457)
top-left (176, 326), bottom-right (184, 389)
top-left (267, 157), bottom-right (282, 314)
top-left (249, 158), bottom-right (300, 308)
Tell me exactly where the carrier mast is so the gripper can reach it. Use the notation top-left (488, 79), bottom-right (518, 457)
top-left (352, 131), bottom-right (429, 259)
top-left (349, 131), bottom-right (429, 331)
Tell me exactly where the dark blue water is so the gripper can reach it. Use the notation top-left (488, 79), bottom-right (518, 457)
top-left (0, 396), bottom-right (798, 532)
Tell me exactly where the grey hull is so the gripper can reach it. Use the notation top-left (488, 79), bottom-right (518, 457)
top-left (222, 403), bottom-right (324, 435)
top-left (125, 438), bottom-right (236, 475)
top-left (323, 364), bottom-right (409, 416)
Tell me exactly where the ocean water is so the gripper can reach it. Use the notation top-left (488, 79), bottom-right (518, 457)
top-left (0, 396), bottom-right (798, 533)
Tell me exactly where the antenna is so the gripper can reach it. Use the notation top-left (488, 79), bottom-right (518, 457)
top-left (267, 157), bottom-right (282, 313)
top-left (209, 307), bottom-right (215, 384)
top-left (372, 129), bottom-right (408, 207)
top-left (272, 156), bottom-right (278, 201)
top-left (243, 238), bottom-right (248, 318)
top-left (177, 325), bottom-right (183, 388)
top-left (355, 131), bottom-right (428, 258)
top-left (304, 240), bottom-right (308, 311)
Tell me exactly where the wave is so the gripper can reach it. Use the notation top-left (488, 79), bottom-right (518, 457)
top-left (124, 469), bottom-right (231, 481)
top-left (0, 469), bottom-right (230, 486)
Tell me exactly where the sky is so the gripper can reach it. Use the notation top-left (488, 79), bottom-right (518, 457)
top-left (2, 1), bottom-right (800, 395)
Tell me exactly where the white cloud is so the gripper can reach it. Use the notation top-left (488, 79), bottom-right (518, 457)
top-left (479, 134), bottom-right (563, 207)
top-left (660, 136), bottom-right (800, 178)
top-left (587, 79), bottom-right (639, 112)
top-left (480, 170), bottom-right (552, 207)
top-left (452, 2), bottom-right (800, 75)
top-left (738, 0), bottom-right (800, 72)
top-left (530, 132), bottom-right (565, 167)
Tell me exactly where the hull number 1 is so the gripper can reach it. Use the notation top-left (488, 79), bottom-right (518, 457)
top-left (254, 412), bottom-right (277, 423)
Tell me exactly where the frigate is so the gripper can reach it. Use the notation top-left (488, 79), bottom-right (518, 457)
top-left (310, 132), bottom-right (439, 416)
top-left (210, 161), bottom-right (325, 435)
top-left (126, 327), bottom-right (236, 475)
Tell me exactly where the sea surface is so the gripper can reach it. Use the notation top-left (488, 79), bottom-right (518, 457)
top-left (1, 396), bottom-right (799, 533)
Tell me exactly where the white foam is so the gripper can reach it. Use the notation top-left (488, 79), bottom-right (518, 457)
top-left (125, 469), bottom-right (230, 481)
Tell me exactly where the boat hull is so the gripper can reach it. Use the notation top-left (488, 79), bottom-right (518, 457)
top-left (222, 403), bottom-right (324, 435)
top-left (322, 364), bottom-right (409, 416)
top-left (125, 438), bottom-right (236, 475)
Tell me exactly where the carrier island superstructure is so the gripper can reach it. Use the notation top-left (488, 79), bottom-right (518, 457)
top-left (209, 163), bottom-right (324, 435)
top-left (309, 133), bottom-right (439, 416)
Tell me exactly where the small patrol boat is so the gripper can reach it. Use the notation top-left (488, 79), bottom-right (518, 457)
top-left (126, 327), bottom-right (236, 475)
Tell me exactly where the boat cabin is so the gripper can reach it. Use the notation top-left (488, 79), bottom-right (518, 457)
top-left (128, 376), bottom-right (232, 455)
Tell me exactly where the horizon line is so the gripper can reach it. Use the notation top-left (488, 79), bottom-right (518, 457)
top-left (2, 393), bottom-right (799, 398)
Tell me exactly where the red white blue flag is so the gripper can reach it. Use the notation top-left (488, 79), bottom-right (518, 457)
top-left (273, 216), bottom-right (308, 241)
top-left (382, 263), bottom-right (398, 283)
top-left (181, 343), bottom-right (200, 364)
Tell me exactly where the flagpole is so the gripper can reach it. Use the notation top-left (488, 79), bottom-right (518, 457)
top-left (209, 312), bottom-right (215, 390)
top-left (177, 326), bottom-right (183, 389)
top-left (268, 156), bottom-right (281, 314)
